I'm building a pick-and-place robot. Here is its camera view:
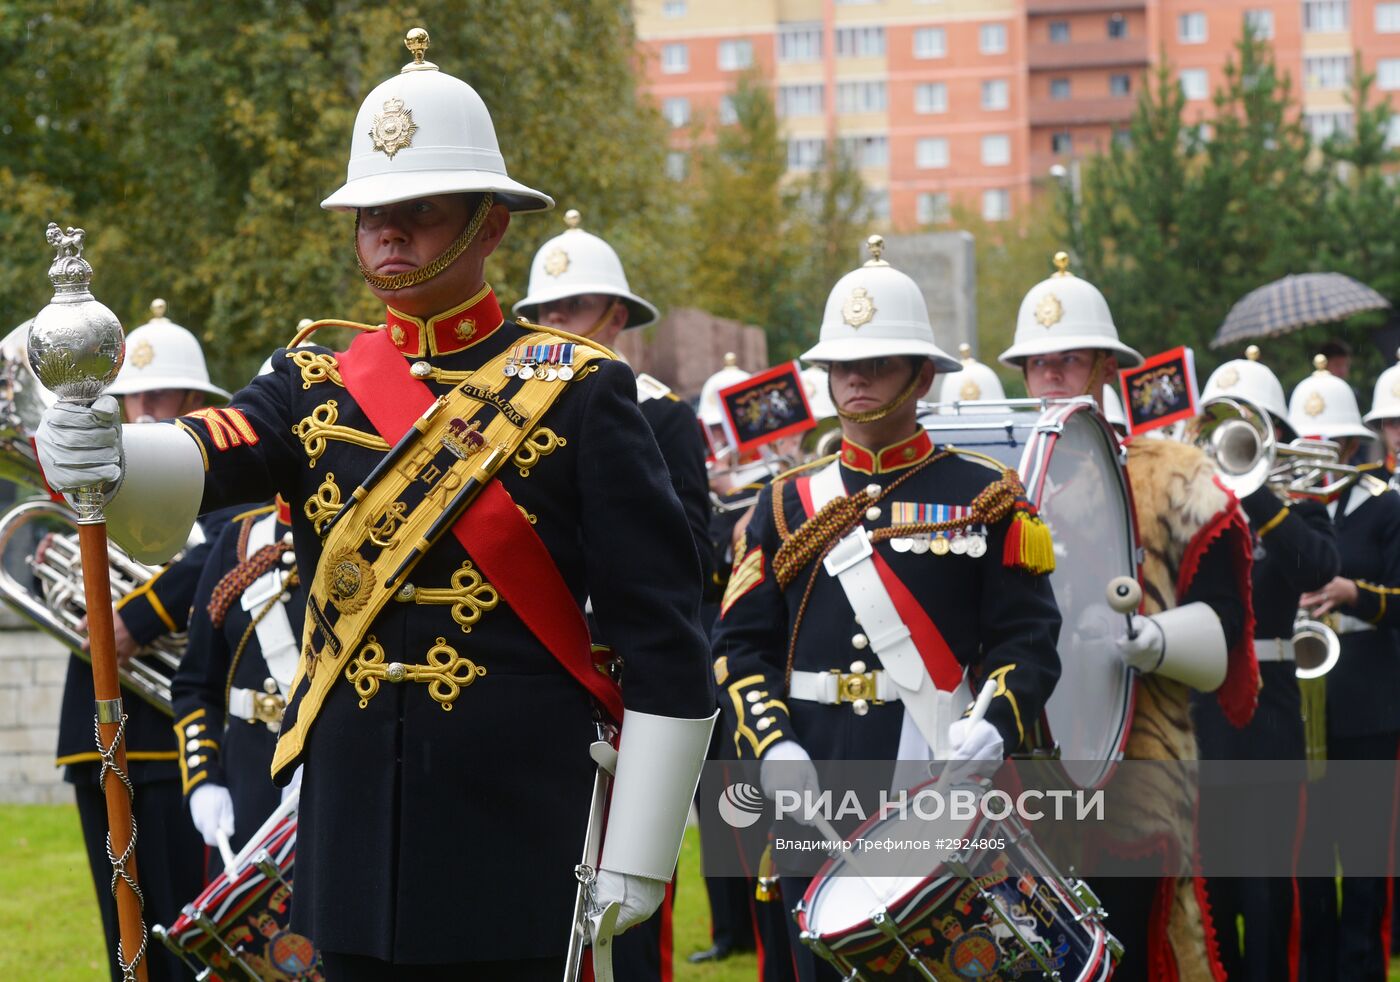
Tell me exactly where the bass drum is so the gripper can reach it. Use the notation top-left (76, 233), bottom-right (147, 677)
top-left (921, 398), bottom-right (1138, 790)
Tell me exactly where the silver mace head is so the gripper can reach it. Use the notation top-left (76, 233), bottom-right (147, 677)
top-left (28, 223), bottom-right (125, 404)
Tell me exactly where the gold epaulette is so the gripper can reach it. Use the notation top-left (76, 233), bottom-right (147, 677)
top-left (512, 316), bottom-right (618, 360)
top-left (771, 453), bottom-right (838, 484)
top-left (288, 318), bottom-right (383, 349)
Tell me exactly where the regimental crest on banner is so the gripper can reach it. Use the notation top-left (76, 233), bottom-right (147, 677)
top-left (1117, 345), bottom-right (1199, 436)
top-left (717, 360), bottom-right (818, 456)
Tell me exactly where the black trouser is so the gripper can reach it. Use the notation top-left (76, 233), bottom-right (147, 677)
top-left (1299, 731), bottom-right (1400, 982)
top-left (321, 951), bottom-right (562, 980)
top-left (1082, 876), bottom-right (1159, 982)
top-left (72, 771), bottom-right (205, 982)
top-left (610, 882), bottom-right (672, 980)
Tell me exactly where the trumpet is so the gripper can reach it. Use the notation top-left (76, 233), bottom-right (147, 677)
top-left (1192, 395), bottom-right (1360, 499)
top-left (0, 498), bottom-right (181, 714)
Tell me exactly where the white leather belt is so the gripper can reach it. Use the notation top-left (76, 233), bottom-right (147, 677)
top-left (1254, 638), bottom-right (1294, 662)
top-left (1334, 613), bottom-right (1376, 635)
top-left (789, 668), bottom-right (902, 706)
top-left (228, 684), bottom-right (286, 730)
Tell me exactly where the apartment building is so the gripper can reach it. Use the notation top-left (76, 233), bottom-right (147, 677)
top-left (635, 0), bottom-right (1400, 229)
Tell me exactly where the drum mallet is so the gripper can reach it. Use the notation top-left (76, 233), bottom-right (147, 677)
top-left (29, 223), bottom-right (148, 982)
top-left (1106, 575), bottom-right (1143, 640)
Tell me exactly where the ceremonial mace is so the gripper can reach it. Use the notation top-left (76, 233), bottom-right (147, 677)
top-left (29, 223), bottom-right (148, 982)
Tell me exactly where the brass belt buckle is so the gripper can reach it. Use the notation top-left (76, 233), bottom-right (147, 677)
top-left (252, 678), bottom-right (286, 732)
top-left (832, 662), bottom-right (880, 716)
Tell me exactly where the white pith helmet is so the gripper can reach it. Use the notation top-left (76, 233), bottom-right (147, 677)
top-left (1364, 348), bottom-right (1400, 425)
top-left (513, 209), bottom-right (658, 328)
top-left (1000, 251), bottom-right (1143, 369)
top-left (1202, 344), bottom-right (1295, 437)
top-left (937, 343), bottom-right (1005, 412)
top-left (1288, 354), bottom-right (1374, 442)
top-left (698, 353), bottom-right (751, 427)
top-left (107, 300), bottom-right (230, 401)
top-left (321, 27), bottom-right (551, 213)
top-left (1101, 384), bottom-right (1128, 434)
top-left (801, 365), bottom-right (837, 420)
top-left (801, 235), bottom-right (961, 372)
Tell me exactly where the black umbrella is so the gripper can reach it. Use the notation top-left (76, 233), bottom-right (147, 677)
top-left (1211, 273), bottom-right (1390, 349)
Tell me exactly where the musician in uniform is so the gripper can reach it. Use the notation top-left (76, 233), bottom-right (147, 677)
top-left (36, 28), bottom-right (715, 981)
top-left (711, 237), bottom-right (1063, 982)
top-left (1291, 357), bottom-right (1400, 982)
top-left (53, 302), bottom-right (234, 982)
top-left (1194, 347), bottom-right (1339, 981)
top-left (1365, 349), bottom-right (1400, 478)
top-left (1004, 253), bottom-right (1256, 982)
top-left (171, 496), bottom-right (303, 862)
top-left (513, 211), bottom-right (713, 979)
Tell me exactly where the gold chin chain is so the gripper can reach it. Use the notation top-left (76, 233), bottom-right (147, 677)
top-left (834, 368), bottom-right (923, 424)
top-left (355, 192), bottom-right (495, 292)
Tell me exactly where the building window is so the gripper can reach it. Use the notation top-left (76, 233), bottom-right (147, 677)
top-left (866, 190), bottom-right (890, 221)
top-left (662, 97), bottom-right (690, 129)
top-left (778, 84), bottom-right (824, 117)
top-left (1114, 127), bottom-right (1132, 148)
top-left (916, 137), bottom-right (950, 169)
top-left (662, 0), bottom-right (686, 17)
top-left (836, 26), bottom-right (886, 57)
top-left (836, 80), bottom-right (887, 113)
top-left (982, 189), bottom-right (1011, 221)
top-left (1379, 3), bottom-right (1400, 32)
top-left (1049, 21), bottom-right (1070, 42)
top-left (1244, 9), bottom-right (1274, 39)
top-left (1179, 69), bottom-right (1209, 101)
top-left (1303, 1), bottom-right (1349, 32)
top-left (1304, 111), bottom-right (1353, 140)
top-left (841, 135), bottom-right (890, 167)
top-left (982, 79), bottom-right (1010, 110)
top-left (1378, 59), bottom-right (1400, 90)
top-left (915, 82), bottom-right (948, 114)
top-left (1110, 73), bottom-right (1132, 97)
top-left (661, 43), bottom-right (688, 74)
top-left (914, 27), bottom-right (947, 59)
top-left (1050, 78), bottom-right (1071, 100)
top-left (917, 192), bottom-right (951, 225)
top-left (719, 96), bottom-right (739, 125)
top-left (982, 134), bottom-right (1011, 166)
top-left (665, 151), bottom-right (688, 181)
top-left (980, 23), bottom-right (1008, 54)
top-left (778, 23), bottom-right (822, 62)
top-left (719, 39), bottom-right (754, 71)
top-left (1387, 115), bottom-right (1400, 147)
top-left (1178, 12), bottom-right (1207, 43)
top-left (787, 138), bottom-right (824, 170)
top-left (1052, 131), bottom-right (1073, 154)
top-left (1107, 14), bottom-right (1128, 38)
top-left (1305, 55), bottom-right (1351, 91)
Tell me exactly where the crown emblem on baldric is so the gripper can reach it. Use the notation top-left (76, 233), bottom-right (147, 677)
top-left (370, 96), bottom-right (418, 159)
top-left (843, 286), bottom-right (876, 328)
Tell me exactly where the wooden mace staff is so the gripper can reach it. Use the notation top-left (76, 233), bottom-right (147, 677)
top-left (30, 222), bottom-right (149, 982)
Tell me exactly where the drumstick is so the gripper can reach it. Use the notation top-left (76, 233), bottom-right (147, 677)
top-left (215, 829), bottom-right (236, 871)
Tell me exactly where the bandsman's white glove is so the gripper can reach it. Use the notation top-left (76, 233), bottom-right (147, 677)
top-left (593, 870), bottom-right (667, 933)
top-left (759, 739), bottom-right (822, 826)
top-left (947, 717), bottom-right (1004, 763)
top-left (34, 397), bottom-right (123, 494)
top-left (189, 783), bottom-right (235, 848)
top-left (280, 764), bottom-right (303, 804)
top-left (1116, 614), bottom-right (1166, 674)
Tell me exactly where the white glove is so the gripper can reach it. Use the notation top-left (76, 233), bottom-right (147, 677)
top-left (593, 869), bottom-right (667, 933)
top-left (947, 717), bottom-right (1004, 763)
top-left (759, 739), bottom-right (822, 826)
top-left (34, 397), bottom-right (123, 494)
top-left (189, 784), bottom-right (235, 847)
top-left (280, 764), bottom-right (304, 804)
top-left (1116, 614), bottom-right (1166, 673)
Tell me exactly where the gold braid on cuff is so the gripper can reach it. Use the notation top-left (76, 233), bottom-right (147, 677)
top-left (355, 192), bottom-right (495, 292)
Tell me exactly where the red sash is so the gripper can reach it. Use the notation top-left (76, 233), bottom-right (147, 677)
top-left (793, 473), bottom-right (963, 691)
top-left (337, 329), bottom-right (625, 721)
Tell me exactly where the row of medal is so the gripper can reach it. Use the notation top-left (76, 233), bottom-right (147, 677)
top-left (503, 342), bottom-right (577, 381)
top-left (890, 525), bottom-right (989, 557)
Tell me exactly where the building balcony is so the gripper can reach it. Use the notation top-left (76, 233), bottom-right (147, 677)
top-left (1028, 39), bottom-right (1148, 72)
top-left (1027, 0), bottom-right (1145, 13)
top-left (1030, 96), bottom-right (1137, 127)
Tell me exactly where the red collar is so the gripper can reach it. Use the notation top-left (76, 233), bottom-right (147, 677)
top-left (839, 430), bottom-right (935, 475)
top-left (384, 284), bottom-right (504, 358)
top-left (275, 495), bottom-right (292, 526)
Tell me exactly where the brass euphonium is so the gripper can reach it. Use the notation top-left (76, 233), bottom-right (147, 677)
top-left (1192, 394), bottom-right (1359, 499)
top-left (0, 498), bottom-right (182, 714)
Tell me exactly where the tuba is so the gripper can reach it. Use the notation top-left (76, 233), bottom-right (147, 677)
top-left (0, 498), bottom-right (182, 714)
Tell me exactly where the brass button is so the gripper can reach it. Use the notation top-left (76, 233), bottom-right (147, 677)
top-left (850, 660), bottom-right (867, 674)
top-left (852, 634), bottom-right (869, 650)
top-left (852, 699), bottom-right (870, 716)
top-left (865, 506), bottom-right (881, 522)
top-left (865, 483), bottom-right (881, 498)
top-left (386, 662), bottom-right (407, 683)
top-left (397, 583), bottom-right (417, 602)
top-left (745, 690), bottom-right (762, 703)
top-left (185, 739), bottom-right (199, 752)
top-left (750, 700), bottom-right (766, 715)
top-left (185, 724), bottom-right (199, 737)
top-left (410, 361), bottom-right (432, 378)
top-left (187, 755), bottom-right (203, 768)
top-left (757, 717), bottom-right (773, 731)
